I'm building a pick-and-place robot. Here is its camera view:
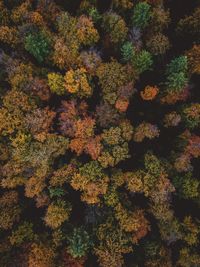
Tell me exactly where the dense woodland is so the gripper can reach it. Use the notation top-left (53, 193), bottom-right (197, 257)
top-left (0, 0), bottom-right (200, 266)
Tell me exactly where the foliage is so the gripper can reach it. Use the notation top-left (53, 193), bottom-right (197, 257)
top-left (9, 222), bottom-right (36, 246)
top-left (0, 1), bottom-right (199, 266)
top-left (67, 228), bottom-right (91, 258)
top-left (77, 15), bottom-right (99, 46)
top-left (24, 31), bottom-right (52, 63)
top-left (181, 103), bottom-right (200, 129)
top-left (132, 50), bottom-right (153, 74)
top-left (28, 242), bottom-right (56, 267)
top-left (173, 173), bottom-right (199, 200)
top-left (165, 56), bottom-right (188, 93)
top-left (97, 59), bottom-right (132, 104)
top-left (64, 68), bottom-right (92, 98)
top-left (0, 191), bottom-right (21, 230)
top-left (186, 44), bottom-right (200, 74)
top-left (146, 33), bottom-right (170, 55)
top-left (47, 72), bottom-right (65, 95)
top-left (163, 111), bottom-right (181, 127)
top-left (150, 7), bottom-right (170, 32)
top-left (133, 122), bottom-right (160, 142)
top-left (44, 200), bottom-right (72, 229)
top-left (95, 219), bottom-right (132, 267)
top-left (132, 2), bottom-right (151, 30)
top-left (0, 26), bottom-right (19, 47)
top-left (112, 0), bottom-right (133, 10)
top-left (177, 247), bottom-right (200, 267)
top-left (115, 204), bottom-right (150, 243)
top-left (176, 7), bottom-right (200, 39)
top-left (71, 161), bottom-right (109, 204)
top-left (80, 49), bottom-right (102, 74)
top-left (141, 85), bottom-right (159, 100)
top-left (102, 12), bottom-right (128, 44)
top-left (121, 41), bottom-right (135, 62)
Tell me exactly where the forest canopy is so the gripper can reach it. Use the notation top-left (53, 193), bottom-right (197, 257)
top-left (0, 0), bottom-right (200, 266)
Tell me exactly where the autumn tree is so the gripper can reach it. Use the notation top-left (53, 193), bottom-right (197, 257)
top-left (70, 161), bottom-right (109, 204)
top-left (44, 200), bottom-right (72, 229)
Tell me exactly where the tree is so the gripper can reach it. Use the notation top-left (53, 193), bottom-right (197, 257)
top-left (25, 176), bottom-right (46, 198)
top-left (149, 7), bottom-right (170, 32)
top-left (53, 12), bottom-right (80, 69)
top-left (67, 228), bottom-right (91, 258)
top-left (141, 85), bottom-right (159, 100)
top-left (25, 107), bottom-right (56, 139)
top-left (177, 247), bottom-right (200, 267)
top-left (64, 68), bottom-right (92, 98)
top-left (96, 102), bottom-right (120, 127)
top-left (0, 89), bottom-right (36, 136)
top-left (44, 200), bottom-right (72, 229)
top-left (77, 15), bottom-right (99, 46)
top-left (61, 250), bottom-right (85, 267)
top-left (102, 127), bottom-right (122, 145)
top-left (11, 1), bottom-right (31, 24)
top-left (50, 164), bottom-right (76, 187)
top-left (176, 7), bottom-right (200, 39)
top-left (121, 41), bottom-right (135, 63)
top-left (80, 49), bottom-right (102, 75)
top-left (28, 242), bottom-right (55, 267)
top-left (95, 218), bottom-right (132, 267)
top-left (166, 72), bottom-right (188, 93)
top-left (174, 154), bottom-right (192, 173)
top-left (185, 134), bottom-right (200, 158)
top-left (35, 193), bottom-right (50, 208)
top-left (160, 86), bottom-right (190, 105)
top-left (165, 56), bottom-right (188, 93)
top-left (163, 111), bottom-right (181, 127)
top-left (0, 1), bottom-right (9, 25)
top-left (144, 240), bottom-right (172, 267)
top-left (47, 72), bottom-right (65, 95)
top-left (87, 7), bottom-right (101, 23)
top-left (132, 50), bottom-right (153, 75)
top-left (173, 172), bottom-right (199, 200)
top-left (24, 31), bottom-right (52, 63)
top-left (7, 61), bottom-right (33, 91)
top-left (186, 45), bottom-right (200, 74)
top-left (115, 204), bottom-right (150, 243)
top-left (97, 122), bottom-right (133, 167)
top-left (9, 222), bottom-right (36, 246)
top-left (102, 12), bottom-right (128, 44)
top-left (29, 77), bottom-right (51, 101)
top-left (56, 12), bottom-right (78, 44)
top-left (132, 2), bottom-right (151, 30)
top-left (0, 191), bottom-right (21, 230)
top-left (97, 60), bottom-right (131, 104)
top-left (70, 161), bottom-right (109, 204)
top-left (146, 33), bottom-right (170, 55)
top-left (53, 38), bottom-right (79, 70)
top-left (124, 171), bottom-right (144, 193)
top-left (129, 27), bottom-right (142, 50)
top-left (181, 216), bottom-right (200, 246)
top-left (36, 0), bottom-right (61, 24)
top-left (112, 0), bottom-right (133, 10)
top-left (0, 26), bottom-right (19, 47)
top-left (181, 103), bottom-right (200, 129)
top-left (133, 122), bottom-right (159, 142)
